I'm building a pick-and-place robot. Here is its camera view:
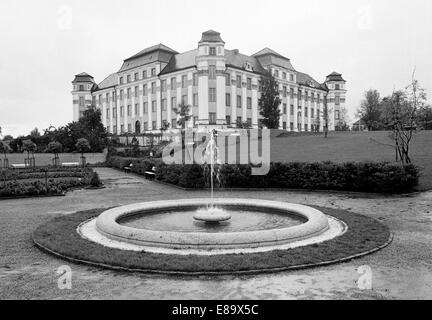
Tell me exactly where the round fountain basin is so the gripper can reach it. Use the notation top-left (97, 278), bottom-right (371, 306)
top-left (95, 199), bottom-right (330, 250)
top-left (120, 208), bottom-right (304, 232)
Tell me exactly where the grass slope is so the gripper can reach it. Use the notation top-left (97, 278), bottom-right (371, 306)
top-left (268, 131), bottom-right (432, 191)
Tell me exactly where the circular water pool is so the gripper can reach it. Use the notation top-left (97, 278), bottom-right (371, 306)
top-left (94, 199), bottom-right (331, 251)
top-left (119, 207), bottom-right (306, 233)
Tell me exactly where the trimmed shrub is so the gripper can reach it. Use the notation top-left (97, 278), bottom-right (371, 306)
top-left (106, 156), bottom-right (419, 193)
top-left (89, 172), bottom-right (102, 187)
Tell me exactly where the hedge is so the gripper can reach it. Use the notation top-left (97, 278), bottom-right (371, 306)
top-left (106, 156), bottom-right (419, 193)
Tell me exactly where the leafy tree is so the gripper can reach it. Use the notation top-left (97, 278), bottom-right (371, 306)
top-left (358, 89), bottom-right (382, 131)
top-left (75, 138), bottom-right (91, 157)
top-left (22, 139), bottom-right (37, 166)
top-left (258, 71), bottom-right (282, 129)
top-left (417, 105), bottom-right (432, 130)
top-left (46, 141), bottom-right (62, 166)
top-left (173, 103), bottom-right (192, 129)
top-left (44, 107), bottom-right (107, 152)
top-left (30, 127), bottom-right (41, 138)
top-left (335, 106), bottom-right (350, 131)
top-left (3, 135), bottom-right (13, 141)
top-left (78, 107), bottom-right (107, 152)
top-left (75, 138), bottom-right (91, 168)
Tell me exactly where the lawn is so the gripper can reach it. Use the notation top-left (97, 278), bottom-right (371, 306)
top-left (269, 130), bottom-right (432, 191)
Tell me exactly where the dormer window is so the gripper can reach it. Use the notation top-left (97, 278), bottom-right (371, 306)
top-left (335, 84), bottom-right (340, 90)
top-left (209, 47), bottom-right (216, 56)
top-left (244, 62), bottom-right (253, 72)
top-left (79, 85), bottom-right (84, 91)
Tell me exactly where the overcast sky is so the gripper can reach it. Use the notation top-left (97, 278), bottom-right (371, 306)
top-left (0, 0), bottom-right (431, 137)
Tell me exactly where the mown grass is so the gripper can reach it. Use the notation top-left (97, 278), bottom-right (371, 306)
top-left (32, 207), bottom-right (391, 274)
top-left (268, 130), bottom-right (432, 191)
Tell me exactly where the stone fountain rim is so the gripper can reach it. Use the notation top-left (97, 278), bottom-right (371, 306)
top-left (95, 198), bottom-right (330, 250)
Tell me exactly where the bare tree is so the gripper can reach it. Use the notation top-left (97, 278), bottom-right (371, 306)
top-left (322, 99), bottom-right (332, 138)
top-left (388, 72), bottom-right (426, 164)
top-left (173, 102), bottom-right (192, 151)
top-left (335, 106), bottom-right (350, 131)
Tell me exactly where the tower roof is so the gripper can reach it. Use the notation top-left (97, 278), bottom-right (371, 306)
top-left (72, 72), bottom-right (95, 83)
top-left (199, 30), bottom-right (225, 44)
top-left (326, 72), bottom-right (345, 82)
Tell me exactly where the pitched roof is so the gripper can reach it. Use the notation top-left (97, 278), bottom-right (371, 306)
top-left (159, 48), bottom-right (267, 76)
top-left (94, 73), bottom-right (118, 92)
top-left (252, 47), bottom-right (295, 71)
top-left (252, 47), bottom-right (291, 60)
top-left (225, 49), bottom-right (267, 74)
top-left (118, 44), bottom-right (178, 73)
top-left (125, 44), bottom-right (178, 61)
top-left (199, 30), bottom-right (225, 43)
top-left (296, 72), bottom-right (327, 91)
top-left (159, 49), bottom-right (198, 75)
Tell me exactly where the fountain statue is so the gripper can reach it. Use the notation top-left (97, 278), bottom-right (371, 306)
top-left (193, 129), bottom-right (232, 224)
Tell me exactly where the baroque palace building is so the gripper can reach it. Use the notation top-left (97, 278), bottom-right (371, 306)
top-left (72, 30), bottom-right (346, 134)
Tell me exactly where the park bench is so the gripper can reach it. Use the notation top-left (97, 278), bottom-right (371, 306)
top-left (11, 164), bottom-right (26, 169)
top-left (144, 171), bottom-right (156, 180)
top-left (62, 162), bottom-right (79, 167)
top-left (124, 163), bottom-right (133, 173)
top-left (144, 166), bottom-right (156, 180)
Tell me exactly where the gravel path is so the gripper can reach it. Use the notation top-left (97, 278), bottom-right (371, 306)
top-left (1, 167), bottom-right (431, 300)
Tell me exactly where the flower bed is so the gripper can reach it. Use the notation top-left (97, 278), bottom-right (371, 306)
top-left (0, 167), bottom-right (100, 198)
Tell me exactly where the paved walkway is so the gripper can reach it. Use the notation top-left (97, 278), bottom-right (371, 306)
top-left (0, 167), bottom-right (431, 299)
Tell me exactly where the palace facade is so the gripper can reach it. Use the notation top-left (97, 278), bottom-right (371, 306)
top-left (72, 30), bottom-right (346, 134)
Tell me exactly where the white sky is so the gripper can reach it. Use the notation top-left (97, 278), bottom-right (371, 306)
top-left (0, 0), bottom-right (431, 137)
